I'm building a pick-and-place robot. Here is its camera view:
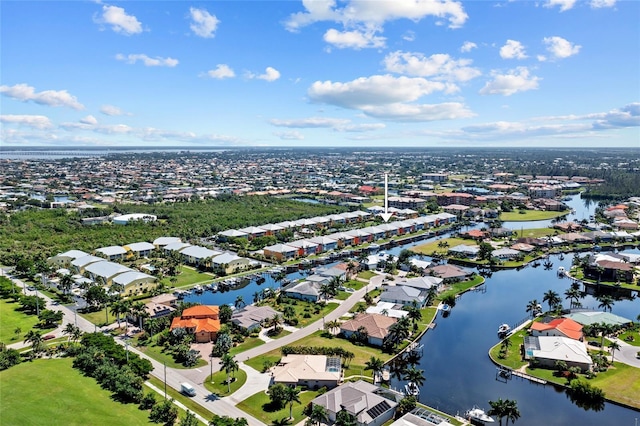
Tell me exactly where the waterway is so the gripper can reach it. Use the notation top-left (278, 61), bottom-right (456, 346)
top-left (187, 195), bottom-right (639, 424)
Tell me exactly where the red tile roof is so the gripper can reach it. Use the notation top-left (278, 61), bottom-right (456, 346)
top-left (531, 318), bottom-right (583, 340)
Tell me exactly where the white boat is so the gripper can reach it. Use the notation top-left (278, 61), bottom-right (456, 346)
top-left (404, 382), bottom-right (420, 396)
top-left (557, 266), bottom-right (566, 276)
top-left (369, 243), bottom-right (381, 252)
top-left (498, 323), bottom-right (511, 334)
top-left (466, 406), bottom-right (495, 424)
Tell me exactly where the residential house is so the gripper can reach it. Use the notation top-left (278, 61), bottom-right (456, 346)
top-left (491, 248), bottom-right (521, 260)
top-left (152, 237), bottom-right (182, 248)
top-left (263, 243), bottom-right (299, 262)
top-left (283, 281), bottom-right (321, 302)
top-left (397, 276), bottom-right (442, 291)
top-left (340, 313), bottom-right (397, 347)
top-left (112, 271), bottom-right (156, 296)
top-left (180, 246), bottom-right (221, 267)
top-left (448, 244), bottom-right (479, 259)
top-left (95, 245), bottom-right (127, 261)
top-left (211, 253), bottom-right (250, 274)
top-left (70, 254), bottom-right (104, 274)
top-left (380, 286), bottom-right (427, 307)
top-left (524, 336), bottom-right (592, 372)
top-left (84, 261), bottom-right (132, 286)
top-left (271, 354), bottom-right (342, 390)
top-left (124, 241), bottom-right (155, 258)
top-left (530, 317), bottom-right (584, 341)
top-left (310, 380), bottom-right (398, 426)
top-left (288, 240), bottom-right (320, 256)
top-left (170, 305), bottom-right (220, 343)
top-left (231, 305), bottom-right (279, 331)
top-left (48, 250), bottom-right (89, 268)
top-left (425, 264), bottom-right (474, 283)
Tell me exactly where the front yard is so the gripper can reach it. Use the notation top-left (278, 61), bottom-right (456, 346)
top-left (237, 388), bottom-right (320, 425)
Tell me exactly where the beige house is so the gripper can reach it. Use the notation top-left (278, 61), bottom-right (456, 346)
top-left (340, 313), bottom-right (397, 347)
top-left (271, 354), bottom-right (342, 390)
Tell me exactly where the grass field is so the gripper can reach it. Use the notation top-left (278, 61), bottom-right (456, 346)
top-left (437, 275), bottom-right (485, 302)
top-left (162, 265), bottom-right (215, 288)
top-left (237, 388), bottom-right (319, 425)
top-left (587, 362), bottom-right (640, 409)
top-left (245, 330), bottom-right (393, 378)
top-left (136, 340), bottom-right (208, 369)
top-left (0, 297), bottom-right (40, 343)
top-left (411, 237), bottom-right (473, 256)
top-left (500, 210), bottom-right (566, 221)
top-left (0, 358), bottom-right (154, 425)
top-left (229, 336), bottom-right (264, 357)
top-left (511, 227), bottom-right (555, 239)
top-left (203, 367), bottom-right (247, 396)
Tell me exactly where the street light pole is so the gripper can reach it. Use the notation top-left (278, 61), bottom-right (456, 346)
top-left (210, 354), bottom-right (213, 384)
top-left (164, 361), bottom-right (167, 400)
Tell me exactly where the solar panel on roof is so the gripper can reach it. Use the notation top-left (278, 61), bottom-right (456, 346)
top-left (366, 400), bottom-right (391, 419)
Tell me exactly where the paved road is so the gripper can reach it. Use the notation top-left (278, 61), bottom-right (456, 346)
top-left (1, 270), bottom-right (265, 426)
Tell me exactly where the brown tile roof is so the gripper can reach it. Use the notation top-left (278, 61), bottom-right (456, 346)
top-left (340, 313), bottom-right (397, 339)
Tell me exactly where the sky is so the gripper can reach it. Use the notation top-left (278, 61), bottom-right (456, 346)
top-left (1, 0), bottom-right (639, 148)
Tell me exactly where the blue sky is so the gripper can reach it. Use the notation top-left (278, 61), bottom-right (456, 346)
top-left (1, 0), bottom-right (639, 148)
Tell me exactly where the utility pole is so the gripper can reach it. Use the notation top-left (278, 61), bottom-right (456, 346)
top-left (164, 361), bottom-right (167, 400)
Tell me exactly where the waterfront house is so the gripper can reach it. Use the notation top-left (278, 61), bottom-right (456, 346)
top-left (340, 313), bottom-right (397, 347)
top-left (380, 286), bottom-right (427, 307)
top-left (271, 354), bottom-right (342, 390)
top-left (283, 280), bottom-right (321, 302)
top-left (524, 335), bottom-right (592, 372)
top-left (530, 317), bottom-right (583, 340)
top-left (310, 380), bottom-right (398, 426)
top-left (263, 243), bottom-right (298, 262)
top-left (112, 271), bottom-right (156, 296)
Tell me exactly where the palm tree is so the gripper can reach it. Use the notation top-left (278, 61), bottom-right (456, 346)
top-left (110, 298), bottom-right (130, 328)
top-left (504, 399), bottom-right (520, 425)
top-left (129, 301), bottom-right (149, 330)
top-left (335, 409), bottom-right (357, 426)
top-left (608, 341), bottom-right (621, 363)
top-left (282, 306), bottom-right (296, 324)
top-left (325, 319), bottom-right (341, 335)
top-left (220, 353), bottom-right (239, 393)
top-left (24, 330), bottom-right (43, 354)
top-left (364, 356), bottom-right (385, 381)
top-left (501, 338), bottom-right (513, 354)
top-left (283, 386), bottom-right (301, 419)
top-left (403, 366), bottom-right (425, 394)
top-left (564, 287), bottom-right (581, 309)
top-left (406, 305), bottom-right (422, 326)
top-left (597, 295), bottom-right (615, 312)
top-left (271, 418), bottom-right (291, 426)
top-left (234, 295), bottom-right (245, 309)
top-left (542, 290), bottom-right (561, 312)
top-left (308, 404), bottom-right (328, 426)
top-left (319, 283), bottom-right (333, 301)
top-left (346, 260), bottom-right (359, 279)
top-left (59, 273), bottom-right (74, 296)
top-left (270, 314), bottom-right (283, 334)
top-left (63, 323), bottom-right (77, 342)
top-left (525, 299), bottom-right (540, 318)
top-left (253, 291), bottom-right (262, 304)
top-left (488, 398), bottom-right (508, 426)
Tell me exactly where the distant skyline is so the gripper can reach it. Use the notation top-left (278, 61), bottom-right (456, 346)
top-left (1, 1), bottom-right (639, 148)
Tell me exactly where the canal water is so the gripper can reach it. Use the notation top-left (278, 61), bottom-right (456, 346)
top-left (187, 195), bottom-right (639, 423)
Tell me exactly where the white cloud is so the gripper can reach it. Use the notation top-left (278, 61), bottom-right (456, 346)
top-left (361, 102), bottom-right (475, 122)
top-left (95, 5), bottom-right (143, 35)
top-left (285, 0), bottom-right (468, 31)
top-left (80, 115), bottom-right (98, 125)
top-left (115, 53), bottom-right (178, 67)
top-left (542, 36), bottom-right (581, 60)
top-left (500, 40), bottom-right (527, 59)
top-left (323, 28), bottom-right (386, 49)
top-left (544, 0), bottom-right (576, 12)
top-left (0, 114), bottom-right (53, 129)
top-left (588, 103), bottom-right (640, 129)
top-left (248, 67), bottom-right (281, 82)
top-left (479, 67), bottom-right (540, 96)
top-left (307, 74), bottom-right (473, 122)
top-left (403, 31), bottom-right (416, 42)
top-left (383, 51), bottom-right (481, 83)
top-left (274, 131), bottom-right (305, 140)
top-left (460, 41), bottom-right (477, 52)
top-left (590, 0), bottom-right (616, 8)
top-left (270, 117), bottom-right (386, 132)
top-left (189, 7), bottom-right (219, 38)
top-left (206, 64), bottom-right (235, 79)
top-left (100, 105), bottom-right (129, 116)
top-left (0, 83), bottom-right (84, 110)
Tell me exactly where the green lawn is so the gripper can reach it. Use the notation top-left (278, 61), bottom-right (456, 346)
top-left (229, 337), bottom-right (265, 357)
top-left (136, 340), bottom-right (208, 369)
top-left (588, 362), bottom-right (640, 409)
top-left (500, 210), bottom-right (566, 221)
top-left (262, 298), bottom-right (339, 328)
top-left (489, 329), bottom-right (528, 370)
top-left (437, 275), bottom-right (485, 302)
top-left (411, 237), bottom-right (474, 256)
top-left (357, 270), bottom-right (377, 280)
top-left (617, 329), bottom-right (640, 347)
top-left (161, 265), bottom-right (215, 288)
top-left (237, 388), bottom-right (319, 425)
top-left (511, 227), bottom-right (555, 239)
top-left (0, 297), bottom-right (40, 343)
top-left (203, 367), bottom-right (247, 396)
top-left (0, 358), bottom-right (154, 425)
top-left (79, 307), bottom-right (112, 327)
top-left (245, 330), bottom-right (394, 379)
